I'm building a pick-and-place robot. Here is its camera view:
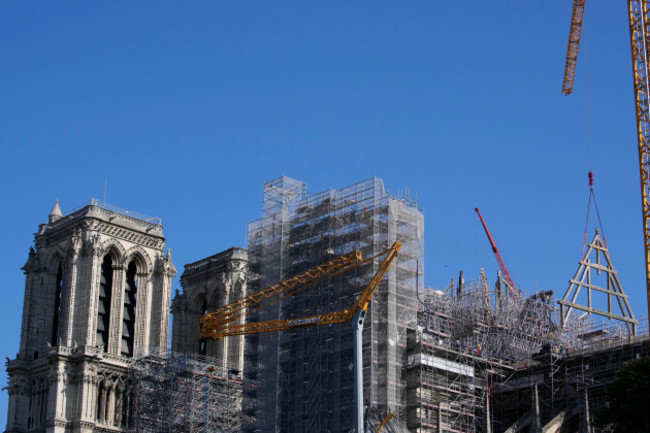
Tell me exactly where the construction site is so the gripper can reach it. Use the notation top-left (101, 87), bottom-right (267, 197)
top-left (408, 273), bottom-right (648, 432)
top-left (6, 2), bottom-right (650, 433)
top-left (108, 175), bottom-right (650, 433)
top-left (153, 3), bottom-right (650, 431)
top-left (124, 175), bottom-right (648, 433)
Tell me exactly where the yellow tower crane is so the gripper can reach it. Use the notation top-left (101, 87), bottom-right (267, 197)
top-left (199, 242), bottom-right (402, 433)
top-left (561, 0), bottom-right (650, 321)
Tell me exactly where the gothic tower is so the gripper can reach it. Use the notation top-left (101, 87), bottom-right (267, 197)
top-left (171, 247), bottom-right (247, 374)
top-left (5, 200), bottom-right (175, 433)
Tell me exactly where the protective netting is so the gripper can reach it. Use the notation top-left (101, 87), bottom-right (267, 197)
top-left (244, 176), bottom-right (424, 432)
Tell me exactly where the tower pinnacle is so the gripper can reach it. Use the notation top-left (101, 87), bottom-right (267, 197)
top-left (48, 198), bottom-right (62, 223)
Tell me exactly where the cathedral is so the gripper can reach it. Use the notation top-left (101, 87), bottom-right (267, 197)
top-left (6, 180), bottom-right (649, 433)
top-left (4, 176), bottom-right (421, 433)
top-left (5, 200), bottom-right (176, 433)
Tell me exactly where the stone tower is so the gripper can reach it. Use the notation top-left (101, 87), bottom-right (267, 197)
top-left (5, 200), bottom-right (175, 433)
top-left (244, 176), bottom-right (423, 432)
top-left (171, 247), bottom-right (247, 374)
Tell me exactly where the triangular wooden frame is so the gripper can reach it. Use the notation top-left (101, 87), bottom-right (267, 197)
top-left (558, 229), bottom-right (638, 335)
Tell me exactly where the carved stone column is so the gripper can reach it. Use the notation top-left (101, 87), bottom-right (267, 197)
top-left (88, 245), bottom-right (104, 348)
top-left (49, 365), bottom-right (67, 422)
top-left (79, 369), bottom-right (94, 421)
top-left (60, 229), bottom-right (82, 347)
top-left (135, 271), bottom-right (150, 357)
top-left (7, 375), bottom-right (29, 431)
top-left (88, 374), bottom-right (99, 422)
top-left (106, 381), bottom-right (115, 427)
top-left (109, 265), bottom-right (124, 356)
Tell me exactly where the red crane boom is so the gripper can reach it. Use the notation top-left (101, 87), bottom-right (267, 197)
top-left (474, 208), bottom-right (519, 296)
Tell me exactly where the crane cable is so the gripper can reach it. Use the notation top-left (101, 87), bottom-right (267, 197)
top-left (582, 171), bottom-right (608, 260)
top-left (580, 36), bottom-right (608, 259)
top-left (584, 28), bottom-right (593, 173)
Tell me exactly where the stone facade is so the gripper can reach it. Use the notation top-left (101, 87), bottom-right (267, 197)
top-left (5, 200), bottom-right (175, 433)
top-left (171, 247), bottom-right (247, 374)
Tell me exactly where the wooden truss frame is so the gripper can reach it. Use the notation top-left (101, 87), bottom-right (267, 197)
top-left (559, 229), bottom-right (638, 335)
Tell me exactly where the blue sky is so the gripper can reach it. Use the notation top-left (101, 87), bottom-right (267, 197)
top-left (0, 1), bottom-right (646, 424)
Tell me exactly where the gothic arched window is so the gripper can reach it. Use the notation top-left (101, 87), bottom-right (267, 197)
top-left (97, 255), bottom-right (113, 352)
top-left (121, 261), bottom-right (137, 357)
top-left (96, 380), bottom-right (106, 423)
top-left (51, 263), bottom-right (63, 347)
top-left (119, 380), bottom-right (135, 428)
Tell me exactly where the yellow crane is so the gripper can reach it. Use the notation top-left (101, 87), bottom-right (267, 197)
top-left (376, 411), bottom-right (393, 433)
top-left (561, 0), bottom-right (650, 321)
top-left (200, 241), bottom-right (402, 433)
top-left (561, 0), bottom-right (585, 96)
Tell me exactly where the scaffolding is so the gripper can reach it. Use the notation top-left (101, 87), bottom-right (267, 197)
top-left (408, 274), bottom-right (557, 433)
top-left (408, 270), bottom-right (650, 433)
top-left (129, 351), bottom-right (242, 433)
top-left (244, 176), bottom-right (424, 432)
top-left (494, 317), bottom-right (649, 433)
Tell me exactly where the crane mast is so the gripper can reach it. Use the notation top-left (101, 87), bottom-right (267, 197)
top-left (627, 0), bottom-right (650, 322)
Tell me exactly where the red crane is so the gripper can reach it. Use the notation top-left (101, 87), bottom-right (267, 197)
top-left (474, 208), bottom-right (520, 296)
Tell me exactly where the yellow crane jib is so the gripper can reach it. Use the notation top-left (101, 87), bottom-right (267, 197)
top-left (199, 242), bottom-right (401, 341)
top-left (199, 249), bottom-right (363, 339)
top-left (562, 0), bottom-right (586, 95)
